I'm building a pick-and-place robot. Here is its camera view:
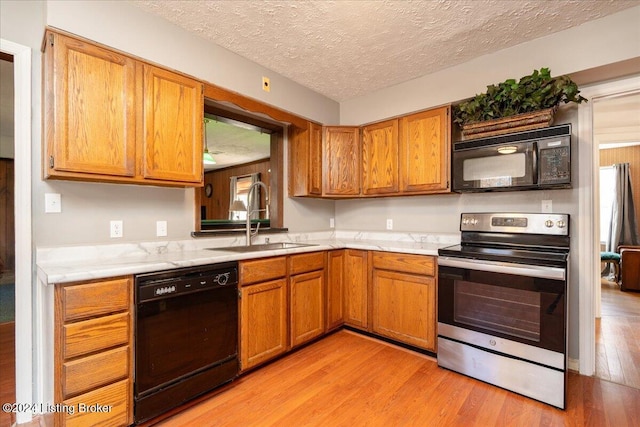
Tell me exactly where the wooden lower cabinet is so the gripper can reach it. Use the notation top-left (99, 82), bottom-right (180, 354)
top-left (343, 249), bottom-right (369, 330)
top-left (290, 270), bottom-right (325, 347)
top-left (240, 278), bottom-right (288, 371)
top-left (326, 250), bottom-right (345, 331)
top-left (54, 277), bottom-right (133, 427)
top-left (371, 252), bottom-right (437, 352)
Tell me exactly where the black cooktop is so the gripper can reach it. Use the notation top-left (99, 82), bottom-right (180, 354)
top-left (438, 243), bottom-right (569, 268)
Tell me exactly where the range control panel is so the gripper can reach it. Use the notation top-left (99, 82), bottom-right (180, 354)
top-left (460, 213), bottom-right (569, 236)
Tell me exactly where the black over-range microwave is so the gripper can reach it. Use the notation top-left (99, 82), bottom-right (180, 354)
top-left (452, 124), bottom-right (571, 192)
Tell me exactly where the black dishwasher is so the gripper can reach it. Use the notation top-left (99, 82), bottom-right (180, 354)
top-left (134, 262), bottom-right (239, 424)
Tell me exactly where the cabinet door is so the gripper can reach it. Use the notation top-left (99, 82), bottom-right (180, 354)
top-left (326, 250), bottom-right (345, 331)
top-left (323, 126), bottom-right (361, 196)
top-left (362, 119), bottom-right (399, 195)
top-left (45, 32), bottom-right (136, 178)
top-left (289, 122), bottom-right (322, 196)
top-left (343, 249), bottom-right (368, 330)
top-left (399, 106), bottom-right (451, 193)
top-left (240, 279), bottom-right (288, 371)
top-left (143, 64), bottom-right (203, 183)
top-left (290, 270), bottom-right (325, 347)
top-left (372, 269), bottom-right (436, 351)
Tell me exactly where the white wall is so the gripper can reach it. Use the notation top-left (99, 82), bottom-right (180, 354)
top-left (11, 0), bottom-right (339, 247)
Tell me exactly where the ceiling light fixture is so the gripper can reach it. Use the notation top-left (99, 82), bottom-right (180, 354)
top-left (203, 118), bottom-right (217, 165)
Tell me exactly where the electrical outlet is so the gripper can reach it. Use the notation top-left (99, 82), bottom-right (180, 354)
top-left (156, 220), bottom-right (167, 237)
top-left (542, 200), bottom-right (553, 213)
top-left (45, 193), bottom-right (62, 213)
top-left (386, 219), bottom-right (393, 230)
top-left (262, 76), bottom-right (270, 92)
top-left (329, 218), bottom-right (335, 228)
top-left (110, 220), bottom-right (123, 238)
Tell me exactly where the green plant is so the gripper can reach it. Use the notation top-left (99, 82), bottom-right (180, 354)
top-left (453, 68), bottom-right (587, 126)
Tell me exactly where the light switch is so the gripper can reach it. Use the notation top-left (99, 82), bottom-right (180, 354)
top-left (45, 193), bottom-right (62, 213)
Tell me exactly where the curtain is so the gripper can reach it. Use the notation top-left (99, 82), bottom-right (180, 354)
top-left (606, 163), bottom-right (639, 252)
top-left (228, 176), bottom-right (238, 220)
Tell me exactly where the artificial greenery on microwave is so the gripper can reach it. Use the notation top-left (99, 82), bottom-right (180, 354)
top-left (452, 68), bottom-right (587, 126)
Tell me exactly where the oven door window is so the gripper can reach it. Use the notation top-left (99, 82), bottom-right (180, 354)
top-left (454, 280), bottom-right (541, 342)
top-left (439, 266), bottom-right (565, 353)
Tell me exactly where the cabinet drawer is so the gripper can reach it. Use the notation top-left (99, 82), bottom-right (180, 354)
top-left (240, 256), bottom-right (287, 286)
top-left (61, 278), bottom-right (131, 322)
top-left (62, 345), bottom-right (129, 398)
top-left (372, 251), bottom-right (435, 276)
top-left (62, 379), bottom-right (130, 427)
top-left (289, 251), bottom-right (324, 275)
top-left (63, 312), bottom-right (129, 359)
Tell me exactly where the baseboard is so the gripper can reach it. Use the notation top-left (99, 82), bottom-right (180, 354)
top-left (568, 357), bottom-right (579, 372)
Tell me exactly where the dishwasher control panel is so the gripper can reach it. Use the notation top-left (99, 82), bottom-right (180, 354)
top-left (136, 262), bottom-right (238, 303)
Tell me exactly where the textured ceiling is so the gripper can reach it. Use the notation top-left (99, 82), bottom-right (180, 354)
top-left (132, 0), bottom-right (638, 101)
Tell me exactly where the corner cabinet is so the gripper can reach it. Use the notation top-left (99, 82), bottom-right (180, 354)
top-left (43, 29), bottom-right (203, 187)
top-left (399, 106), bottom-right (451, 194)
top-left (343, 249), bottom-right (369, 330)
top-left (323, 126), bottom-right (361, 197)
top-left (54, 277), bottom-right (133, 427)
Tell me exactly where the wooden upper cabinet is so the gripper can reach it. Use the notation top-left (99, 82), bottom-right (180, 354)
top-left (399, 106), bottom-right (451, 194)
top-left (288, 121), bottom-right (322, 197)
top-left (361, 119), bottom-right (399, 195)
top-left (44, 31), bottom-right (137, 178)
top-left (142, 64), bottom-right (203, 183)
top-left (323, 126), bottom-right (361, 197)
top-left (43, 29), bottom-right (204, 187)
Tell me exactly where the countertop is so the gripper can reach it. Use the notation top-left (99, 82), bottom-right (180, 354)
top-left (36, 231), bottom-right (459, 285)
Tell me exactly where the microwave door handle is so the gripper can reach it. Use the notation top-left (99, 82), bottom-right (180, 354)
top-left (532, 141), bottom-right (538, 184)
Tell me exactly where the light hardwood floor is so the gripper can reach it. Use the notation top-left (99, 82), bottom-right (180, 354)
top-left (154, 330), bottom-right (640, 427)
top-left (595, 279), bottom-right (640, 389)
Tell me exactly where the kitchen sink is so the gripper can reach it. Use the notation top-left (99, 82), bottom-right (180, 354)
top-left (207, 242), bottom-right (317, 252)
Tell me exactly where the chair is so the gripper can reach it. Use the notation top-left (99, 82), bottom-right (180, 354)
top-left (618, 245), bottom-right (640, 291)
top-left (600, 251), bottom-right (621, 284)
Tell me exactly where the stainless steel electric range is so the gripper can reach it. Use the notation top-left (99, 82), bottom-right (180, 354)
top-left (437, 212), bottom-right (570, 409)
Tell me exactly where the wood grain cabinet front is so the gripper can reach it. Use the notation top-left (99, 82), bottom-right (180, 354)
top-left (289, 252), bottom-right (326, 348)
top-left (54, 276), bottom-right (133, 427)
top-left (288, 121), bottom-right (323, 197)
top-left (239, 278), bottom-right (288, 371)
top-left (43, 29), bottom-right (203, 187)
top-left (361, 119), bottom-right (400, 195)
top-left (343, 249), bottom-right (369, 330)
top-left (326, 250), bottom-right (346, 331)
top-left (399, 106), bottom-right (451, 194)
top-left (323, 126), bottom-right (361, 197)
top-left (371, 252), bottom-right (437, 351)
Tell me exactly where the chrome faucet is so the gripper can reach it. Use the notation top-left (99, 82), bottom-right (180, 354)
top-left (246, 181), bottom-right (269, 246)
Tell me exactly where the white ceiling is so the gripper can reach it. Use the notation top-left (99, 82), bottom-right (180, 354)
top-left (132, 0), bottom-right (638, 102)
top-left (594, 92), bottom-right (640, 148)
top-left (204, 118), bottom-right (271, 171)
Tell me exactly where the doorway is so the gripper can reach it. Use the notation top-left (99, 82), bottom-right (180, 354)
top-left (593, 91), bottom-right (640, 389)
top-left (0, 51), bottom-right (15, 427)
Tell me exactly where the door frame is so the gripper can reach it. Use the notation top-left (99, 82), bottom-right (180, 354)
top-left (0, 38), bottom-right (33, 424)
top-left (578, 74), bottom-right (640, 376)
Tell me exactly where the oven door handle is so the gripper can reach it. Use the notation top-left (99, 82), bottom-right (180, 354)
top-left (438, 256), bottom-right (565, 280)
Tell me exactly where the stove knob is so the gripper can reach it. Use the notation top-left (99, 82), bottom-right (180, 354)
top-left (556, 220), bottom-right (566, 228)
top-left (545, 220), bottom-right (554, 228)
